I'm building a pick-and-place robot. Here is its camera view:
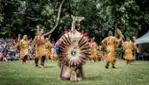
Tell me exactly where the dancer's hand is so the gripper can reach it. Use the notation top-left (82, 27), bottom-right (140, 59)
top-left (116, 28), bottom-right (121, 35)
top-left (18, 34), bottom-right (21, 37)
top-left (116, 28), bottom-right (124, 38)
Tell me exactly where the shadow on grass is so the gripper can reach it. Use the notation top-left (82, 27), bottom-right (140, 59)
top-left (105, 66), bottom-right (122, 69)
top-left (129, 62), bottom-right (145, 65)
top-left (44, 66), bottom-right (55, 68)
top-left (114, 66), bottom-right (122, 69)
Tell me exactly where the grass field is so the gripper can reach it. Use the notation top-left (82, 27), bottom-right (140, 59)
top-left (0, 60), bottom-right (149, 85)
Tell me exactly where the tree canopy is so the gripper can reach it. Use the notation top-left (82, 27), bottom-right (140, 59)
top-left (0, 0), bottom-right (149, 43)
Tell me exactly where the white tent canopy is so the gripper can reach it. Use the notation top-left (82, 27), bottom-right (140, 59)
top-left (136, 31), bottom-right (149, 44)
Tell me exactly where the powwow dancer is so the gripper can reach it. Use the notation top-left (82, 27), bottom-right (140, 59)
top-left (96, 45), bottom-right (104, 61)
top-left (32, 25), bottom-right (47, 68)
top-left (45, 37), bottom-right (53, 61)
top-left (58, 15), bottom-right (90, 81)
top-left (19, 35), bottom-right (29, 64)
top-left (89, 37), bottom-right (98, 62)
top-left (51, 47), bottom-right (58, 62)
top-left (122, 37), bottom-right (139, 64)
top-left (101, 28), bottom-right (123, 69)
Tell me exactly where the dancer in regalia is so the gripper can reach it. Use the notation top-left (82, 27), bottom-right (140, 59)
top-left (58, 16), bottom-right (90, 81)
top-left (122, 37), bottom-right (139, 64)
top-left (96, 45), bottom-right (104, 61)
top-left (51, 47), bottom-right (58, 62)
top-left (45, 37), bottom-right (57, 62)
top-left (32, 25), bottom-right (47, 68)
top-left (101, 28), bottom-right (123, 69)
top-left (45, 37), bottom-right (53, 61)
top-left (89, 37), bottom-right (98, 62)
top-left (19, 35), bottom-right (29, 64)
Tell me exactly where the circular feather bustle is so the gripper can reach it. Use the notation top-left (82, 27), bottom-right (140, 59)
top-left (59, 31), bottom-right (90, 66)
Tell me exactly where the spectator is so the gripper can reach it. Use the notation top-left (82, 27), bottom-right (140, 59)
top-left (0, 48), bottom-right (3, 61)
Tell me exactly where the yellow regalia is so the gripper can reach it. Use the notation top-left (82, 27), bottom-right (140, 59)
top-left (45, 41), bottom-right (53, 60)
top-left (32, 36), bottom-right (47, 58)
top-left (19, 39), bottom-right (29, 60)
top-left (123, 41), bottom-right (137, 61)
top-left (102, 36), bottom-right (121, 64)
top-left (89, 42), bottom-right (98, 60)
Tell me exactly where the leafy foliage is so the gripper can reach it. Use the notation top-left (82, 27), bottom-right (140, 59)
top-left (0, 0), bottom-right (149, 43)
top-left (116, 46), bottom-right (123, 58)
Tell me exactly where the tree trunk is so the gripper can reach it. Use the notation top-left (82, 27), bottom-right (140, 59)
top-left (43, 0), bottom-right (65, 37)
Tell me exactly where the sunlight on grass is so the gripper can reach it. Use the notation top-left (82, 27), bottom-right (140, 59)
top-left (0, 60), bottom-right (149, 85)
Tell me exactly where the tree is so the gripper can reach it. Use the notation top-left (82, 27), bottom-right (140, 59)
top-left (0, 0), bottom-right (149, 43)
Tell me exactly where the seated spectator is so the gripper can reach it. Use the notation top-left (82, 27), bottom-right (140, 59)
top-left (2, 45), bottom-right (9, 61)
top-left (3, 52), bottom-right (8, 61)
top-left (8, 45), bottom-right (16, 61)
top-left (141, 51), bottom-right (149, 60)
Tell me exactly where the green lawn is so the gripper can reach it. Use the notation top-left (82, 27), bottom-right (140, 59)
top-left (0, 60), bottom-right (149, 85)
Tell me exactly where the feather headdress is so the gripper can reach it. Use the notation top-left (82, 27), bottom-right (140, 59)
top-left (59, 16), bottom-right (90, 66)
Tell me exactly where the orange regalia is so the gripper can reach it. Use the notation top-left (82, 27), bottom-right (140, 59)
top-left (32, 28), bottom-right (47, 67)
top-left (19, 35), bottom-right (29, 63)
top-left (89, 41), bottom-right (98, 61)
top-left (45, 41), bottom-right (53, 60)
top-left (102, 36), bottom-right (121, 63)
top-left (32, 35), bottom-right (46, 58)
top-left (101, 29), bottom-right (123, 68)
top-left (122, 40), bottom-right (138, 64)
top-left (96, 46), bottom-right (104, 61)
top-left (50, 47), bottom-right (58, 61)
